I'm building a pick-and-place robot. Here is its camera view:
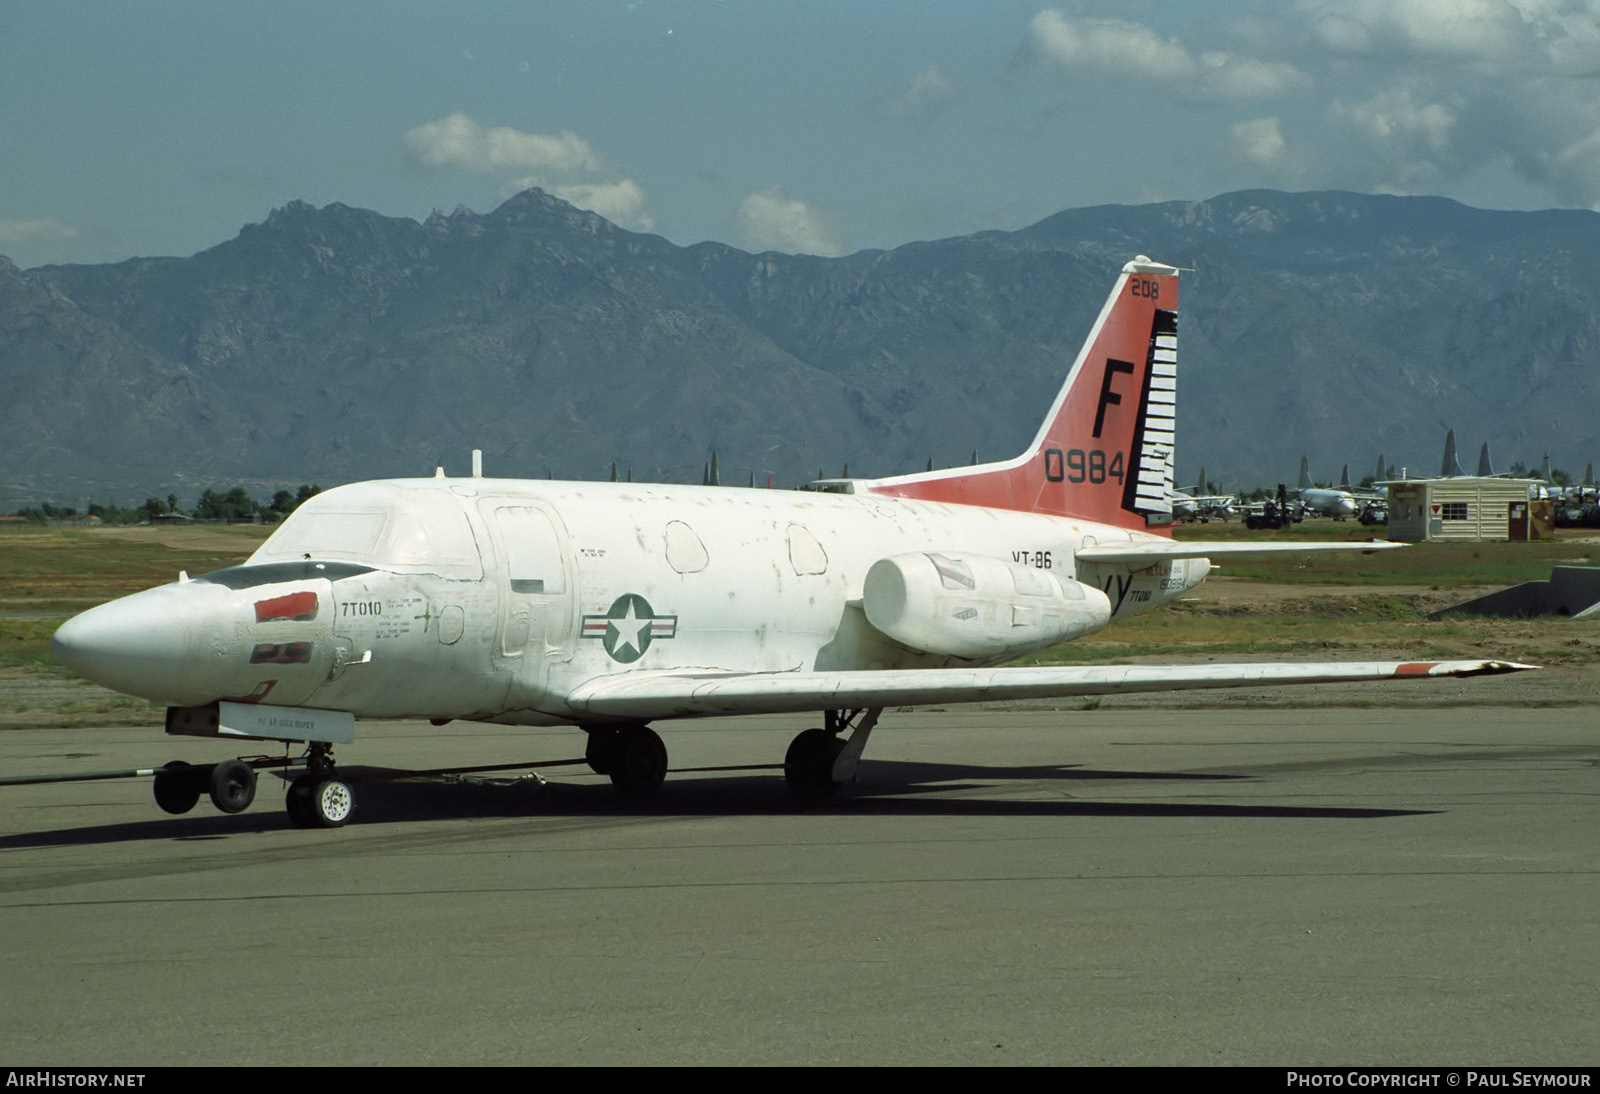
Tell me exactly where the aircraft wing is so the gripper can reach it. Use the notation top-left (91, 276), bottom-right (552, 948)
top-left (565, 659), bottom-right (1531, 721)
top-left (1075, 539), bottom-right (1399, 563)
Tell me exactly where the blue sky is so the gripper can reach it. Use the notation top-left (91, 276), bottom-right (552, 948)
top-left (3, 1), bottom-right (1597, 268)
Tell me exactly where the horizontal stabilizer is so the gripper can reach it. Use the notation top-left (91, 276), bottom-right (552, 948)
top-left (1075, 539), bottom-right (1402, 563)
top-left (567, 659), bottom-right (1533, 721)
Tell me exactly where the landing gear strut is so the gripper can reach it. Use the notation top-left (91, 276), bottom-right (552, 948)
top-left (584, 725), bottom-right (669, 799)
top-left (785, 708), bottom-right (881, 804)
top-left (285, 742), bottom-right (353, 828)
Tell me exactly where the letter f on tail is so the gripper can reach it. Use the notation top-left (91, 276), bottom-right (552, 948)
top-left (868, 256), bottom-right (1181, 534)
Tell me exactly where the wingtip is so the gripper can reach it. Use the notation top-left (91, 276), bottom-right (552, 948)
top-left (1398, 660), bottom-right (1539, 677)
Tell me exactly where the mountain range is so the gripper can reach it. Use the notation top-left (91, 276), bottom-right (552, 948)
top-left (3, 187), bottom-right (1597, 510)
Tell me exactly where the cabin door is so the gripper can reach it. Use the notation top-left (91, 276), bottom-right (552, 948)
top-left (480, 501), bottom-right (576, 710)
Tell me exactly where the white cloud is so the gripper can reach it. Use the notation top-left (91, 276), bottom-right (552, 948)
top-left (1020, 3), bottom-right (1600, 208)
top-left (877, 65), bottom-right (959, 123)
top-left (403, 112), bottom-right (651, 230)
top-left (403, 113), bottom-right (602, 174)
top-left (1336, 88), bottom-right (1458, 153)
top-left (1026, 10), bottom-right (1309, 102)
top-left (737, 189), bottom-right (842, 256)
top-left (1304, 0), bottom-right (1540, 64)
top-left (548, 180), bottom-right (653, 232)
top-left (0, 218), bottom-right (79, 246)
top-left (1195, 52), bottom-right (1312, 102)
top-left (1231, 116), bottom-right (1291, 168)
top-left (1029, 11), bottom-right (1197, 83)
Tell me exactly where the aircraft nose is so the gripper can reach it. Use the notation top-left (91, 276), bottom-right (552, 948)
top-left (52, 583), bottom-right (245, 706)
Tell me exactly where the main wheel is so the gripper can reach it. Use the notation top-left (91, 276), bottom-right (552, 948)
top-left (153, 760), bottom-right (202, 815)
top-left (208, 759), bottom-right (257, 814)
top-left (585, 728), bottom-right (619, 775)
top-left (784, 728), bottom-right (845, 804)
top-left (607, 726), bottom-right (667, 799)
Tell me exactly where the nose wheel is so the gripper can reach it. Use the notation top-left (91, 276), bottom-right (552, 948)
top-left (285, 743), bottom-right (353, 827)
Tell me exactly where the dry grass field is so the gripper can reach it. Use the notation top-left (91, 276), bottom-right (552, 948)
top-left (1, 518), bottom-right (1595, 728)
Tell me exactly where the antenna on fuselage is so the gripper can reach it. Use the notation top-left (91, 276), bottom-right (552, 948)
top-left (472, 449), bottom-right (483, 478)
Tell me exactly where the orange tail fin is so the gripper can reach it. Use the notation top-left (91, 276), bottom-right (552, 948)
top-left (866, 256), bottom-right (1180, 533)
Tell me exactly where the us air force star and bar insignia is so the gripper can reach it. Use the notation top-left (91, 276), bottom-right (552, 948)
top-left (582, 594), bottom-right (678, 663)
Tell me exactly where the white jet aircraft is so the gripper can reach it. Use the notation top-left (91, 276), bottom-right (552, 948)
top-left (1293, 457), bottom-right (1362, 518)
top-left (51, 257), bottom-right (1531, 826)
top-left (1169, 467), bottom-right (1235, 523)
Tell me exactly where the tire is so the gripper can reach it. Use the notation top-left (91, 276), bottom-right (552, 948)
top-left (285, 775), bottom-right (315, 827)
top-left (208, 759), bottom-right (257, 814)
top-left (585, 728), bottom-right (619, 775)
top-left (784, 728), bottom-right (844, 804)
top-left (153, 761), bottom-right (202, 815)
top-left (307, 777), bottom-right (354, 827)
top-left (607, 727), bottom-right (667, 799)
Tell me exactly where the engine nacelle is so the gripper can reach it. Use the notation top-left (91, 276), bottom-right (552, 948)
top-left (861, 551), bottom-right (1112, 661)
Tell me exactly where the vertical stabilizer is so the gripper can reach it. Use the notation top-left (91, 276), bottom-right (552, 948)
top-left (1297, 456), bottom-right (1313, 491)
top-left (1477, 442), bottom-right (1495, 478)
top-left (866, 257), bottom-right (1181, 532)
top-left (1441, 430), bottom-right (1465, 477)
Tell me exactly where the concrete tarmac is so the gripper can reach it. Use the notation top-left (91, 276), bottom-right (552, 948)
top-left (0, 705), bottom-right (1594, 1066)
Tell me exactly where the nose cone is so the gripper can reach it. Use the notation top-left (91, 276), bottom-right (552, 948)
top-left (53, 583), bottom-right (244, 706)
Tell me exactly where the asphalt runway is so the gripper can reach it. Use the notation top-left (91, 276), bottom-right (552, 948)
top-left (0, 705), bottom-right (1594, 1066)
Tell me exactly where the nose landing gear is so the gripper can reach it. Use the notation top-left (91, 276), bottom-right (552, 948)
top-left (285, 742), bottom-right (352, 828)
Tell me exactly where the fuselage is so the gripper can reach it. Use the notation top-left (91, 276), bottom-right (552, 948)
top-left (1299, 487), bottom-right (1360, 518)
top-left (53, 476), bottom-right (1211, 725)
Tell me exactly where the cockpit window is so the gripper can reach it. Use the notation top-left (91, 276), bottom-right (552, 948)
top-left (194, 560), bottom-right (376, 589)
top-left (249, 483), bottom-right (484, 579)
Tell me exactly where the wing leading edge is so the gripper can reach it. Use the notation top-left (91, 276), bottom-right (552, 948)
top-left (565, 659), bottom-right (1533, 721)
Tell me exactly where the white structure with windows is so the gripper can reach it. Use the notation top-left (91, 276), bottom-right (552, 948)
top-left (1384, 476), bottom-right (1542, 542)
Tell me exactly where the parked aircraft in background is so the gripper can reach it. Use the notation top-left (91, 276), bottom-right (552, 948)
top-left (51, 257), bottom-right (1530, 827)
top-left (1295, 457), bottom-right (1364, 519)
top-left (1170, 467), bottom-right (1235, 523)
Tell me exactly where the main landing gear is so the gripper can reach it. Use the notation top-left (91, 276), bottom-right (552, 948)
top-left (580, 707), bottom-right (882, 805)
top-left (584, 725), bottom-right (668, 799)
top-left (784, 708), bottom-right (880, 804)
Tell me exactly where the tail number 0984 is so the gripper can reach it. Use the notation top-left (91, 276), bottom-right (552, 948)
top-left (1044, 448), bottom-right (1125, 485)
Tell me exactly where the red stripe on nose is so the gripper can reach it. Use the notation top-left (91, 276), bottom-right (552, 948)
top-left (255, 591), bottom-right (318, 622)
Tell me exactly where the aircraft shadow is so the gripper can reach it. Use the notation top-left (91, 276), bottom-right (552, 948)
top-left (0, 757), bottom-right (1430, 850)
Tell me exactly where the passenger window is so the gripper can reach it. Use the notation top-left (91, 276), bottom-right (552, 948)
top-left (788, 524), bottom-right (828, 575)
top-left (665, 520), bottom-right (709, 573)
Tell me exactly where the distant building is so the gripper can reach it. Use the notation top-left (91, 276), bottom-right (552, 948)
top-left (1384, 476), bottom-right (1547, 542)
